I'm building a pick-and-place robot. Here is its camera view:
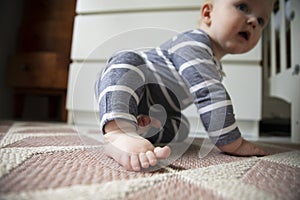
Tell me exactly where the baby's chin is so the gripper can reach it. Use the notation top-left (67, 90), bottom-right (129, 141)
top-left (228, 47), bottom-right (253, 55)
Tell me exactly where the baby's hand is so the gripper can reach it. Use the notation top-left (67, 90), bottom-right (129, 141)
top-left (218, 137), bottom-right (268, 156)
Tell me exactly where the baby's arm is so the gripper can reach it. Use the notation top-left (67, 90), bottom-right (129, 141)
top-left (168, 31), bottom-right (267, 156)
top-left (218, 137), bottom-right (268, 156)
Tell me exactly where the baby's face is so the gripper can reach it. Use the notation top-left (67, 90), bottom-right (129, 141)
top-left (207, 0), bottom-right (274, 57)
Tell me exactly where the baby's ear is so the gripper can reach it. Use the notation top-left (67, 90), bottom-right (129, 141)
top-left (200, 3), bottom-right (213, 26)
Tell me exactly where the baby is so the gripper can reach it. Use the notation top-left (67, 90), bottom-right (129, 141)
top-left (95, 0), bottom-right (275, 171)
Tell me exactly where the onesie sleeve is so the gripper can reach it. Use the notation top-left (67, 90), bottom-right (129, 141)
top-left (169, 30), bottom-right (241, 146)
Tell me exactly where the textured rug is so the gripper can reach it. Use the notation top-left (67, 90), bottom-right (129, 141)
top-left (0, 121), bottom-right (299, 200)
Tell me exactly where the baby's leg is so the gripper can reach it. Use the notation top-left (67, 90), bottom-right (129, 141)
top-left (103, 119), bottom-right (171, 171)
top-left (96, 52), bottom-right (172, 171)
top-left (145, 114), bottom-right (190, 144)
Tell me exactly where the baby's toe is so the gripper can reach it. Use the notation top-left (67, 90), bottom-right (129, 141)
top-left (146, 151), bottom-right (157, 166)
top-left (139, 153), bottom-right (150, 168)
top-left (154, 146), bottom-right (171, 159)
top-left (130, 154), bottom-right (141, 171)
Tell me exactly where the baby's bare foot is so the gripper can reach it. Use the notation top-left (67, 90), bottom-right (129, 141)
top-left (104, 131), bottom-right (171, 171)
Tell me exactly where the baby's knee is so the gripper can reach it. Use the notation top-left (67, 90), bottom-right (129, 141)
top-left (108, 51), bottom-right (146, 67)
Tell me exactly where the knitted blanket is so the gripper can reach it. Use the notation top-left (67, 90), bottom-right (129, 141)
top-left (0, 121), bottom-right (299, 200)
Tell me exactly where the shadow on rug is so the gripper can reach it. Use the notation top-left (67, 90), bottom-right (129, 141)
top-left (0, 121), bottom-right (299, 200)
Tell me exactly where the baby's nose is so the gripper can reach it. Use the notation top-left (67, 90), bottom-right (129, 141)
top-left (247, 16), bottom-right (258, 29)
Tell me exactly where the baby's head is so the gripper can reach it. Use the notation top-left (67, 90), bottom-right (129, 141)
top-left (199, 0), bottom-right (275, 59)
top-left (199, 0), bottom-right (275, 23)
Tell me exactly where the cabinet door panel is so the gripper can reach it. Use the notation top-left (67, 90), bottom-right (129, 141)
top-left (71, 11), bottom-right (200, 61)
top-left (76, 0), bottom-right (201, 13)
top-left (67, 64), bottom-right (262, 121)
top-left (67, 63), bottom-right (104, 111)
top-left (71, 11), bottom-right (261, 63)
top-left (223, 64), bottom-right (262, 120)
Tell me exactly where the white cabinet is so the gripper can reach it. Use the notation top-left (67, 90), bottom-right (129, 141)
top-left (67, 0), bottom-right (262, 138)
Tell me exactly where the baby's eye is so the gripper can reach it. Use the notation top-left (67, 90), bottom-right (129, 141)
top-left (236, 3), bottom-right (249, 13)
top-left (257, 18), bottom-right (265, 26)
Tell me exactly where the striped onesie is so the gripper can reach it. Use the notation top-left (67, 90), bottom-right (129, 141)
top-left (96, 29), bottom-right (241, 146)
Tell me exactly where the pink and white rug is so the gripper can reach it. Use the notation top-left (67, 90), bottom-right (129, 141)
top-left (0, 121), bottom-right (299, 200)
